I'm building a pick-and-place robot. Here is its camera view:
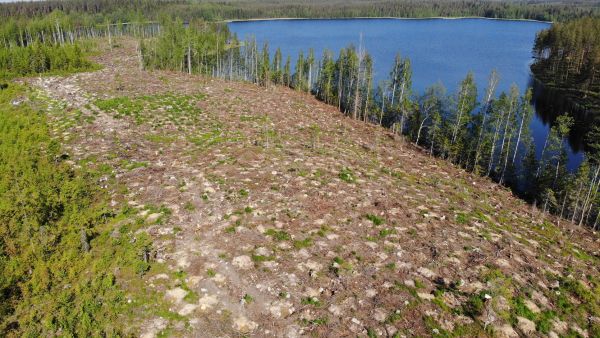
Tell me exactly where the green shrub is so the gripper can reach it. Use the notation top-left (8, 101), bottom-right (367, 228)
top-left (0, 84), bottom-right (161, 336)
top-left (365, 213), bottom-right (385, 225)
top-left (339, 167), bottom-right (356, 183)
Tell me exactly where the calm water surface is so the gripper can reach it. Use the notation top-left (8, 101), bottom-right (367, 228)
top-left (229, 18), bottom-right (584, 170)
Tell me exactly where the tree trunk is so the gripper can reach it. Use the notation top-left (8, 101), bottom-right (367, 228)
top-left (579, 166), bottom-right (600, 226)
top-left (416, 115), bottom-right (429, 146)
top-left (512, 114), bottom-right (525, 164)
top-left (559, 192), bottom-right (568, 226)
top-left (187, 43), bottom-right (192, 75)
top-left (452, 85), bottom-right (468, 144)
top-left (486, 116), bottom-right (503, 176)
top-left (107, 22), bottom-right (112, 49)
top-left (536, 133), bottom-right (550, 178)
top-left (379, 90), bottom-right (385, 126)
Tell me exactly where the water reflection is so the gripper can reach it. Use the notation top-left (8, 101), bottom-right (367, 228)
top-left (530, 77), bottom-right (598, 154)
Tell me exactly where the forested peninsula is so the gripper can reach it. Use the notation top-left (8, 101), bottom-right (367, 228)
top-left (532, 17), bottom-right (600, 110)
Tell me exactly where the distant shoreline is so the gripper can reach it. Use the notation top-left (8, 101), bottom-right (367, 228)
top-left (225, 16), bottom-right (553, 24)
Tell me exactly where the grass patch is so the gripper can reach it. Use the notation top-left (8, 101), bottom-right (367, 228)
top-left (145, 133), bottom-right (177, 144)
top-left (293, 237), bottom-right (313, 249)
top-left (455, 213), bottom-right (469, 224)
top-left (339, 167), bottom-right (356, 183)
top-left (301, 317), bottom-right (328, 326)
top-left (242, 294), bottom-right (254, 304)
top-left (251, 254), bottom-right (274, 262)
top-left (365, 213), bottom-right (385, 225)
top-left (301, 297), bottom-right (321, 307)
top-left (265, 229), bottom-right (291, 241)
top-left (329, 256), bottom-right (353, 276)
top-left (462, 292), bottom-right (486, 318)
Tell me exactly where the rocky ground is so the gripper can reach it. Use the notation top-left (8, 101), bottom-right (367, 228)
top-left (27, 38), bottom-right (600, 337)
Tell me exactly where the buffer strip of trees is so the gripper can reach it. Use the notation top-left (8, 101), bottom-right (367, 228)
top-left (140, 19), bottom-right (600, 229)
top-left (0, 11), bottom-right (161, 78)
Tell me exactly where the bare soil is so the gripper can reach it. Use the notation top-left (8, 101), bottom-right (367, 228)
top-left (28, 38), bottom-right (600, 338)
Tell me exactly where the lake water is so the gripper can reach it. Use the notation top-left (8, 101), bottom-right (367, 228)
top-left (229, 18), bottom-right (584, 170)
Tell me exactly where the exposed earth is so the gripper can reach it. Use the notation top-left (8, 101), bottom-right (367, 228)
top-left (26, 38), bottom-right (600, 337)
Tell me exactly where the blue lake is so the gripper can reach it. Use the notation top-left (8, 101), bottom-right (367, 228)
top-left (229, 18), bottom-right (584, 170)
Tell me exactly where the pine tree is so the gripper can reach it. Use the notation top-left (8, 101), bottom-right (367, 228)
top-left (259, 42), bottom-right (270, 86)
top-left (306, 48), bottom-right (315, 93)
top-left (272, 47), bottom-right (282, 84)
top-left (294, 50), bottom-right (305, 91)
top-left (283, 55), bottom-right (291, 87)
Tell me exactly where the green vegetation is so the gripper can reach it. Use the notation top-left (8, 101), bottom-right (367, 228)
top-left (365, 213), bottom-right (385, 225)
top-left (265, 229), bottom-right (291, 241)
top-left (301, 316), bottom-right (328, 326)
top-left (292, 237), bottom-right (313, 249)
top-left (251, 254), bottom-right (274, 262)
top-left (338, 167), bottom-right (356, 183)
top-left (0, 84), bottom-right (162, 335)
top-left (94, 93), bottom-right (205, 127)
top-left (329, 256), bottom-right (353, 276)
top-left (242, 293), bottom-right (254, 304)
top-left (0, 42), bottom-right (95, 79)
top-left (301, 297), bottom-right (321, 307)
